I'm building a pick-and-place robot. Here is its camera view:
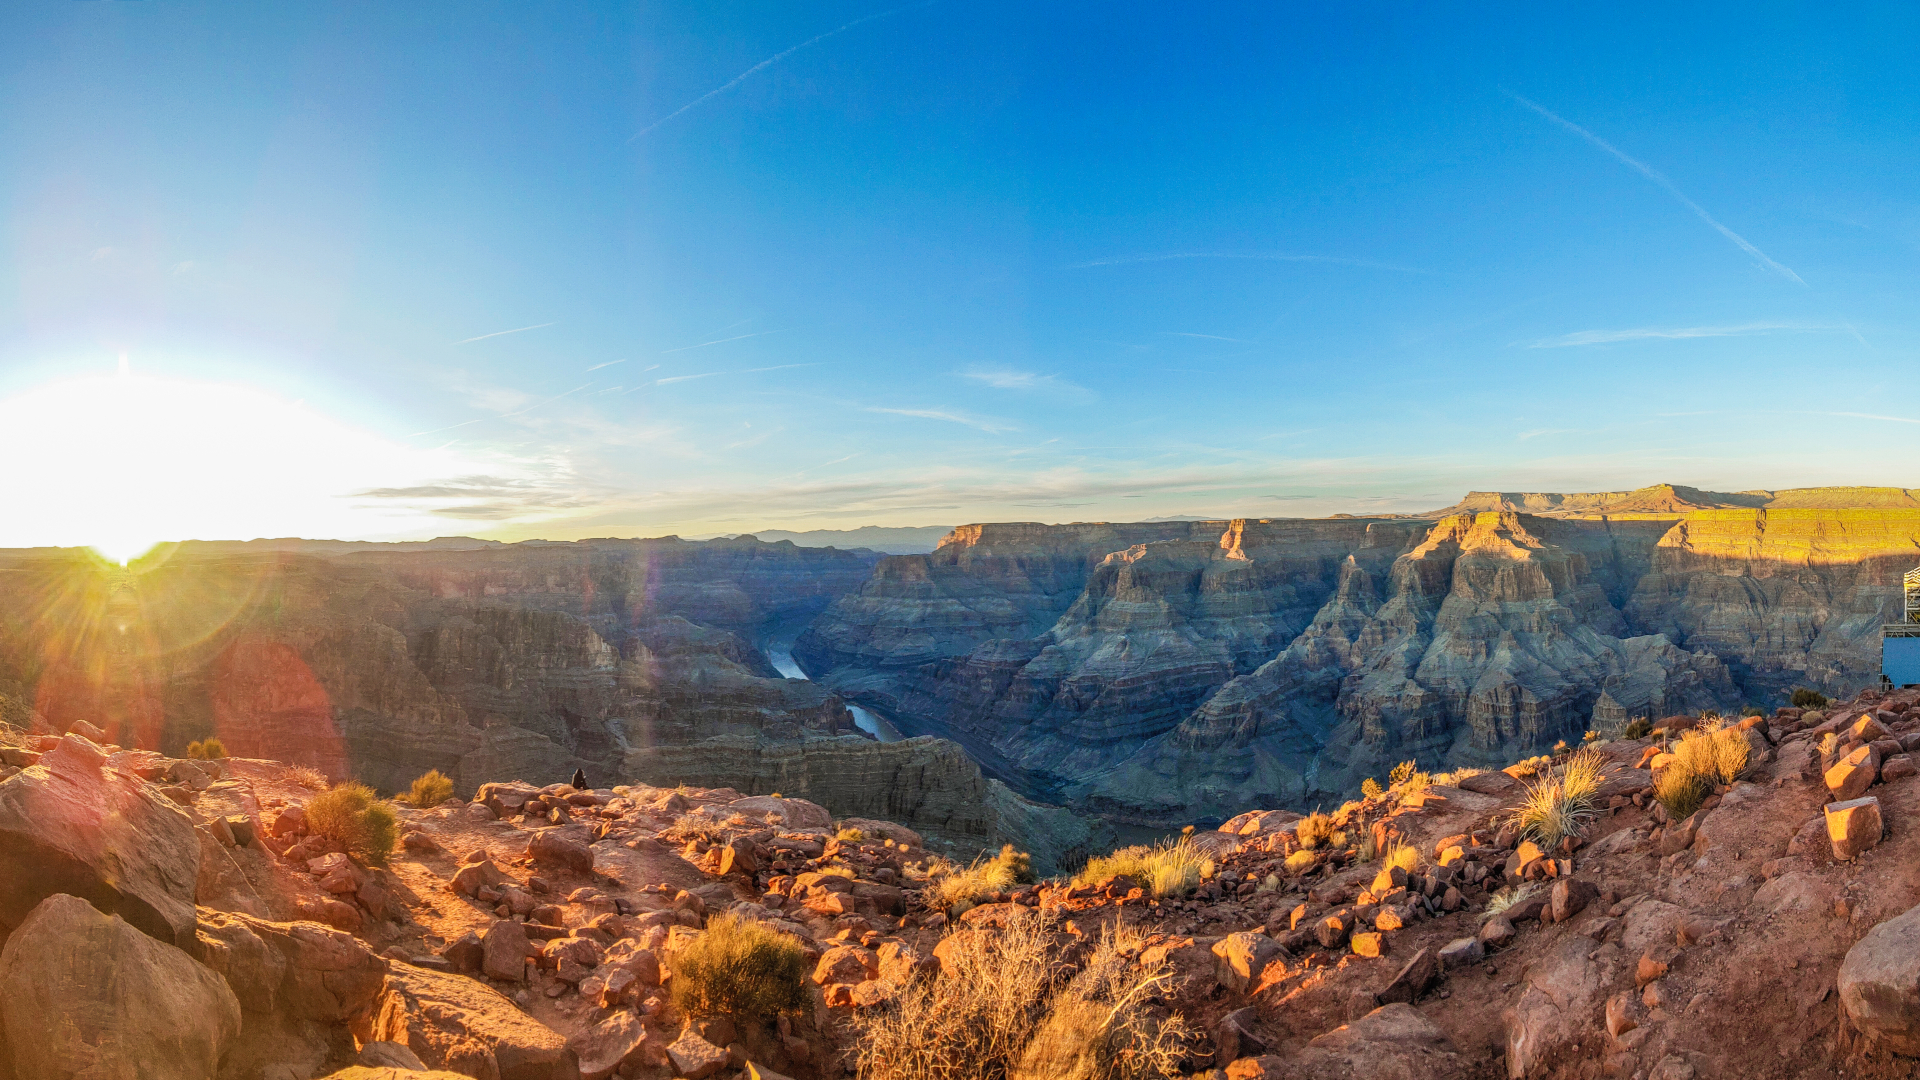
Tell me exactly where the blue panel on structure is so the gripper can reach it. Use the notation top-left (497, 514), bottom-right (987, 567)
top-left (1886, 638), bottom-right (1920, 687)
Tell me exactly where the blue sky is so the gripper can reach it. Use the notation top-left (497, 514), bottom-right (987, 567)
top-left (2, 2), bottom-right (1916, 548)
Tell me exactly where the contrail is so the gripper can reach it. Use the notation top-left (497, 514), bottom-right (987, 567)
top-left (628, 3), bottom-right (931, 141)
top-left (454, 322), bottom-right (555, 345)
top-left (1510, 93), bottom-right (1804, 284)
top-left (1070, 253), bottom-right (1430, 274)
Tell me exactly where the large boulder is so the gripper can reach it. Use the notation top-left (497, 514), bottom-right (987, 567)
top-left (0, 733), bottom-right (201, 947)
top-left (0, 893), bottom-right (242, 1080)
top-left (373, 961), bottom-right (579, 1080)
top-left (1501, 935), bottom-right (1609, 1078)
top-left (1287, 1003), bottom-right (1467, 1080)
top-left (197, 909), bottom-right (390, 1021)
top-left (1841, 901), bottom-right (1920, 1053)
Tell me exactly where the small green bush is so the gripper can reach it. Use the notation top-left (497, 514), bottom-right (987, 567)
top-left (1792, 688), bottom-right (1829, 709)
top-left (186, 737), bottom-right (227, 760)
top-left (1622, 718), bottom-right (1654, 740)
top-left (670, 914), bottom-right (810, 1021)
top-left (406, 769), bottom-right (455, 809)
top-left (305, 782), bottom-right (399, 867)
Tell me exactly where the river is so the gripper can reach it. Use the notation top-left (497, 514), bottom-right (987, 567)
top-left (765, 638), bottom-right (903, 742)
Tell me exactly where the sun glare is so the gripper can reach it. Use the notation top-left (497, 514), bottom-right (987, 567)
top-left (0, 368), bottom-right (516, 555)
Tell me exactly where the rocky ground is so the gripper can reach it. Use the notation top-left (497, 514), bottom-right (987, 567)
top-left (12, 683), bottom-right (1920, 1079)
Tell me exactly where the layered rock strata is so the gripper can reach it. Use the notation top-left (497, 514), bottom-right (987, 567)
top-left (800, 507), bottom-right (1920, 823)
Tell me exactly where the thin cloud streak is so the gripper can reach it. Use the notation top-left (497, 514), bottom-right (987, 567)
top-left (659, 329), bottom-right (792, 354)
top-left (865, 406), bottom-right (1011, 433)
top-left (454, 322), bottom-right (556, 345)
top-left (1070, 253), bottom-right (1430, 274)
top-left (1829, 412), bottom-right (1920, 425)
top-left (628, 3), bottom-right (930, 141)
top-left (1509, 94), bottom-right (1805, 284)
top-left (407, 382), bottom-right (593, 437)
top-left (586, 359), bottom-right (627, 372)
top-left (1525, 323), bottom-right (1842, 348)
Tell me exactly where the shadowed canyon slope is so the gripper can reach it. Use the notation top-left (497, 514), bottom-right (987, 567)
top-left (0, 537), bottom-right (1117, 868)
top-left (797, 492), bottom-right (1920, 825)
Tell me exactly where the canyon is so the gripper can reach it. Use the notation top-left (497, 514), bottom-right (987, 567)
top-left (3, 482), bottom-right (1919, 848)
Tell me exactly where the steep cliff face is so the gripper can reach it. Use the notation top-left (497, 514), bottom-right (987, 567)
top-left (0, 538), bottom-right (882, 797)
top-left (799, 508), bottom-right (1920, 825)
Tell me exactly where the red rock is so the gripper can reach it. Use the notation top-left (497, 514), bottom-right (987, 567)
top-left (811, 944), bottom-right (878, 986)
top-left (1211, 932), bottom-right (1284, 994)
top-left (1376, 947), bottom-right (1437, 1005)
top-left (1826, 743), bottom-right (1880, 801)
top-left (1827, 796), bottom-right (1884, 861)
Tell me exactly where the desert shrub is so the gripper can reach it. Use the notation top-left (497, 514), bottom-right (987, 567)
top-left (668, 810), bottom-right (730, 844)
top-left (186, 737), bottom-right (227, 760)
top-left (1075, 836), bottom-right (1213, 899)
top-left (1741, 705), bottom-right (1764, 717)
top-left (836, 826), bottom-right (866, 843)
top-left (1383, 839), bottom-right (1420, 874)
top-left (930, 844), bottom-right (1035, 910)
top-left (1623, 718), bottom-right (1654, 740)
top-left (1506, 755), bottom-right (1552, 778)
top-left (670, 914), bottom-right (810, 1021)
top-left (405, 769), bottom-right (455, 809)
top-left (1792, 687), bottom-right (1829, 709)
top-left (1388, 760), bottom-right (1416, 786)
top-left (305, 782), bottom-right (398, 867)
top-left (1356, 834), bottom-right (1377, 862)
top-left (1294, 811), bottom-right (1332, 850)
top-left (1360, 777), bottom-right (1383, 799)
top-left (1397, 771), bottom-right (1431, 803)
top-left (1512, 747), bottom-right (1608, 849)
top-left (1583, 729), bottom-right (1600, 743)
top-left (1284, 850), bottom-right (1317, 875)
top-left (1553, 739), bottom-right (1569, 755)
top-left (1653, 726), bottom-right (1748, 820)
top-left (1329, 829), bottom-right (1348, 850)
top-left (858, 913), bottom-right (1190, 1080)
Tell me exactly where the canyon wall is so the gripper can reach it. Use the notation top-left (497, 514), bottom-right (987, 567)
top-left (796, 507), bottom-right (1920, 825)
top-left (0, 537), bottom-right (881, 796)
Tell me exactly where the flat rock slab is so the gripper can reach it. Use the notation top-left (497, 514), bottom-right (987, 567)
top-left (372, 961), bottom-right (578, 1080)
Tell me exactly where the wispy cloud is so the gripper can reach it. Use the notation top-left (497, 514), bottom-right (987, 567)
top-left (629, 3), bottom-right (930, 141)
top-left (865, 406), bottom-right (1012, 433)
top-left (1517, 428), bottom-right (1575, 441)
top-left (1161, 332), bottom-right (1251, 343)
top-left (1523, 323), bottom-right (1842, 348)
top-left (586, 359), bottom-right (627, 372)
top-left (660, 329), bottom-right (792, 354)
top-left (454, 322), bottom-right (555, 345)
top-left (1828, 412), bottom-right (1920, 425)
top-left (408, 382), bottom-right (593, 437)
top-left (1509, 94), bottom-right (1804, 285)
top-left (1070, 253), bottom-right (1429, 274)
top-left (656, 372), bottom-right (724, 386)
top-left (960, 367), bottom-right (1093, 400)
top-left (655, 363), bottom-right (817, 387)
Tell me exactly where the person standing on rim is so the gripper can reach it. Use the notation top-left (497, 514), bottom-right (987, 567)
top-left (571, 767), bottom-right (587, 790)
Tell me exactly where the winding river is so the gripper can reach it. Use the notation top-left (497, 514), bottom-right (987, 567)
top-left (765, 638), bottom-right (903, 742)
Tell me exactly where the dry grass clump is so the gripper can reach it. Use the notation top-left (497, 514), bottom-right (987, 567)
top-left (1294, 811), bottom-right (1332, 850)
top-left (929, 844), bottom-right (1036, 910)
top-left (405, 769), bottom-right (455, 809)
top-left (289, 765), bottom-right (330, 790)
top-left (1653, 725), bottom-right (1749, 820)
top-left (1485, 883), bottom-right (1538, 917)
top-left (1383, 839), bottom-right (1420, 874)
top-left (667, 810), bottom-right (731, 843)
top-left (1506, 755), bottom-right (1552, 778)
top-left (856, 912), bottom-right (1190, 1080)
top-left (836, 826), bottom-right (867, 843)
top-left (1431, 767), bottom-right (1484, 786)
top-left (1388, 760), bottom-right (1417, 786)
top-left (1511, 747), bottom-right (1608, 849)
top-left (670, 914), bottom-right (810, 1021)
top-left (185, 737), bottom-right (227, 760)
top-left (305, 782), bottom-right (399, 866)
top-left (1074, 836), bottom-right (1214, 899)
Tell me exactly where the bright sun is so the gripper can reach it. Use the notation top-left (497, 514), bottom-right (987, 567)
top-left (0, 368), bottom-right (515, 560)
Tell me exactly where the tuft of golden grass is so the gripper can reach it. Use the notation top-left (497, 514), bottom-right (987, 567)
top-left (928, 844), bottom-right (1035, 910)
top-left (289, 765), bottom-right (330, 791)
top-left (1294, 811), bottom-right (1332, 850)
top-left (186, 737), bottom-right (227, 760)
top-left (1653, 725), bottom-right (1749, 819)
top-left (1383, 839), bottom-right (1420, 874)
top-left (1074, 836), bottom-right (1214, 899)
top-left (1361, 777), bottom-right (1383, 799)
top-left (1485, 883), bottom-right (1538, 917)
top-left (1511, 747), bottom-right (1608, 849)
